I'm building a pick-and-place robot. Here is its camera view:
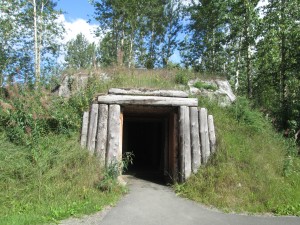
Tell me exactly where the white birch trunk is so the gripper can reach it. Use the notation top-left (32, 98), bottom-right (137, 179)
top-left (235, 39), bottom-right (241, 92)
top-left (32, 0), bottom-right (40, 86)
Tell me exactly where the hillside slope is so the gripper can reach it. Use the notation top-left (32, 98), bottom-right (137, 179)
top-left (176, 98), bottom-right (300, 216)
top-left (0, 69), bottom-right (299, 224)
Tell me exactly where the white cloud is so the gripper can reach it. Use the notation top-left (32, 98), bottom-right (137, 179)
top-left (56, 15), bottom-right (104, 64)
top-left (57, 14), bottom-right (101, 44)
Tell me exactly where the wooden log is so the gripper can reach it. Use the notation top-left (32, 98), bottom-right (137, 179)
top-left (123, 105), bottom-right (174, 114)
top-left (106, 104), bottom-right (121, 166)
top-left (98, 95), bottom-right (198, 107)
top-left (108, 88), bottom-right (189, 98)
top-left (179, 106), bottom-right (192, 181)
top-left (168, 112), bottom-right (178, 182)
top-left (190, 107), bottom-right (201, 173)
top-left (95, 104), bottom-right (108, 163)
top-left (80, 111), bottom-right (89, 148)
top-left (87, 104), bottom-right (99, 153)
top-left (208, 115), bottom-right (216, 154)
top-left (163, 118), bottom-right (168, 176)
top-left (119, 112), bottom-right (123, 164)
top-left (199, 108), bottom-right (210, 164)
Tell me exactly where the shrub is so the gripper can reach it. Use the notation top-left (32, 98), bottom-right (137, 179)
top-left (175, 71), bottom-right (189, 85)
top-left (0, 85), bottom-right (80, 146)
top-left (194, 81), bottom-right (218, 91)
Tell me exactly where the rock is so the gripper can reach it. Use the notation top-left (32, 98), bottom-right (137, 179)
top-left (52, 72), bottom-right (111, 98)
top-left (187, 78), bottom-right (236, 106)
top-left (215, 80), bottom-right (236, 102)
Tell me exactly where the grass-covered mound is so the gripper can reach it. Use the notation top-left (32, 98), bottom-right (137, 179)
top-left (0, 68), bottom-right (299, 224)
top-left (175, 98), bottom-right (300, 216)
top-left (0, 83), bottom-right (125, 225)
top-left (0, 133), bottom-right (123, 225)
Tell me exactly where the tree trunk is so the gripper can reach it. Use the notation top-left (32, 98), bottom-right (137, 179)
top-left (33, 0), bottom-right (40, 87)
top-left (128, 28), bottom-right (134, 68)
top-left (235, 38), bottom-right (241, 92)
top-left (117, 18), bottom-right (125, 67)
top-left (246, 28), bottom-right (252, 98)
top-left (280, 0), bottom-right (288, 128)
top-left (37, 1), bottom-right (45, 86)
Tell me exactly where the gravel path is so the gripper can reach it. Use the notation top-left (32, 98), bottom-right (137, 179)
top-left (59, 175), bottom-right (300, 225)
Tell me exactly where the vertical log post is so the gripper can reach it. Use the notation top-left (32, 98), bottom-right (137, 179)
top-left (80, 111), bottom-right (89, 147)
top-left (119, 112), bottom-right (124, 163)
top-left (95, 104), bottom-right (109, 163)
top-left (199, 108), bottom-right (210, 164)
top-left (190, 107), bottom-right (201, 173)
top-left (163, 118), bottom-right (169, 176)
top-left (179, 106), bottom-right (192, 181)
top-left (169, 112), bottom-right (178, 182)
top-left (208, 115), bottom-right (216, 154)
top-left (87, 104), bottom-right (99, 153)
top-left (106, 104), bottom-right (121, 166)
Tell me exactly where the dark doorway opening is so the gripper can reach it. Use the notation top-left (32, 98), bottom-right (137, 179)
top-left (123, 115), bottom-right (168, 184)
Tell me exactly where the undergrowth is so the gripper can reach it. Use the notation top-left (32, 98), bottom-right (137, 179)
top-left (1, 68), bottom-right (300, 224)
top-left (0, 133), bottom-right (124, 225)
top-left (175, 97), bottom-right (300, 216)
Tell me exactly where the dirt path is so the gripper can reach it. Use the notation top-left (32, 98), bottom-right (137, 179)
top-left (59, 176), bottom-right (300, 225)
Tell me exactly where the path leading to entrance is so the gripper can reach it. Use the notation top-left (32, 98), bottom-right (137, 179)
top-left (60, 176), bottom-right (300, 225)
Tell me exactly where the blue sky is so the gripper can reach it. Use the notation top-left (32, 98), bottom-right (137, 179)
top-left (56, 0), bottom-right (95, 22)
top-left (55, 0), bottom-right (181, 63)
top-left (55, 0), bottom-right (100, 46)
top-left (55, 0), bottom-right (268, 64)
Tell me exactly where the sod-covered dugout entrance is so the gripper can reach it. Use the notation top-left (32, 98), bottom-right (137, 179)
top-left (122, 106), bottom-right (176, 183)
top-left (80, 88), bottom-right (216, 183)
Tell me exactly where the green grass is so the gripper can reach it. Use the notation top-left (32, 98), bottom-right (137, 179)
top-left (0, 132), bottom-right (124, 225)
top-left (193, 81), bottom-right (218, 91)
top-left (175, 99), bottom-right (300, 216)
top-left (1, 68), bottom-right (300, 223)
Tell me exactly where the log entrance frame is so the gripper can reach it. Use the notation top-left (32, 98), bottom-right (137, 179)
top-left (80, 88), bottom-right (216, 183)
top-left (122, 105), bottom-right (178, 182)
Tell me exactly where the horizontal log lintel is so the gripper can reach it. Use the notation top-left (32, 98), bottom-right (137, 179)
top-left (108, 88), bottom-right (189, 98)
top-left (98, 95), bottom-right (198, 107)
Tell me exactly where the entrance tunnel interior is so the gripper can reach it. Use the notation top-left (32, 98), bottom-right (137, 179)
top-left (122, 115), bottom-right (167, 183)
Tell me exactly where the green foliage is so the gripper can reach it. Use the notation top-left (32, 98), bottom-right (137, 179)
top-left (0, 0), bottom-right (64, 87)
top-left (0, 133), bottom-right (123, 224)
top-left (231, 97), bottom-right (265, 131)
top-left (194, 81), bottom-right (218, 91)
top-left (65, 33), bottom-right (98, 69)
top-left (95, 152), bottom-right (133, 193)
top-left (175, 99), bottom-right (300, 215)
top-left (93, 0), bottom-right (182, 67)
top-left (0, 85), bottom-right (80, 146)
top-left (1, 66), bottom-right (300, 223)
top-left (175, 71), bottom-right (189, 85)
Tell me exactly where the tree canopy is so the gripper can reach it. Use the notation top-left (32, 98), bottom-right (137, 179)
top-left (1, 0), bottom-right (299, 135)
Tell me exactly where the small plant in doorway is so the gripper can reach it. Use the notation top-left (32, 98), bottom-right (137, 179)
top-left (122, 152), bottom-right (134, 173)
top-left (96, 152), bottom-right (134, 192)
